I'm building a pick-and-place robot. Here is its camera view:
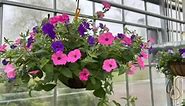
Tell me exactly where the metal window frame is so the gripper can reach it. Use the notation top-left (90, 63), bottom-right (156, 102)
top-left (0, 0), bottom-right (184, 106)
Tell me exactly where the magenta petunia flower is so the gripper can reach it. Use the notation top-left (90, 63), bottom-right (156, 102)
top-left (7, 71), bottom-right (16, 79)
top-left (29, 70), bottom-right (40, 75)
top-left (98, 32), bottom-right (114, 46)
top-left (141, 50), bottom-right (148, 59)
top-left (137, 56), bottom-right (145, 68)
top-left (102, 1), bottom-right (111, 10)
top-left (0, 44), bottom-right (7, 52)
top-left (128, 65), bottom-right (137, 75)
top-left (67, 49), bottom-right (81, 63)
top-left (49, 14), bottom-right (69, 25)
top-left (15, 38), bottom-right (21, 46)
top-left (3, 64), bottom-right (16, 79)
top-left (51, 51), bottom-right (68, 65)
top-left (96, 11), bottom-right (105, 19)
top-left (102, 59), bottom-right (118, 72)
top-left (121, 36), bottom-right (132, 45)
top-left (3, 64), bottom-right (16, 73)
top-left (79, 68), bottom-right (90, 81)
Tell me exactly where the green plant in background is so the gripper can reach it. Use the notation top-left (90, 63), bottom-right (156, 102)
top-left (157, 48), bottom-right (185, 79)
top-left (0, 1), bottom-right (150, 105)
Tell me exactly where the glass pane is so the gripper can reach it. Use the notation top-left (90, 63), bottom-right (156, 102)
top-left (125, 25), bottom-right (147, 41)
top-left (112, 74), bottom-right (127, 105)
top-left (129, 67), bottom-right (152, 106)
top-left (152, 67), bottom-right (168, 106)
top-left (125, 11), bottom-right (146, 25)
top-left (95, 3), bottom-right (122, 21)
top-left (107, 0), bottom-right (121, 4)
top-left (147, 3), bottom-right (161, 28)
top-left (57, 0), bottom-right (93, 16)
top-left (57, 88), bottom-right (98, 106)
top-left (9, 0), bottom-right (53, 8)
top-left (2, 5), bottom-right (53, 41)
top-left (124, 0), bottom-right (145, 10)
top-left (96, 21), bottom-right (123, 35)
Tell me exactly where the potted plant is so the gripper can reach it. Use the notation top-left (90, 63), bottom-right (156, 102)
top-left (0, 2), bottom-right (149, 105)
top-left (157, 48), bottom-right (185, 78)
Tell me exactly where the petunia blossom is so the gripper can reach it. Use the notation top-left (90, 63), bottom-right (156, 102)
top-left (88, 36), bottom-right (95, 46)
top-left (121, 36), bottom-right (132, 45)
top-left (182, 53), bottom-right (185, 58)
top-left (0, 44), bottom-right (7, 52)
top-left (141, 50), bottom-right (148, 59)
top-left (137, 56), bottom-right (145, 68)
top-left (102, 59), bottom-right (118, 72)
top-left (49, 14), bottom-right (69, 25)
top-left (51, 41), bottom-right (64, 52)
top-left (15, 38), bottom-right (21, 46)
top-left (7, 71), bottom-right (16, 79)
top-left (102, 1), bottom-right (111, 10)
top-left (3, 64), bottom-right (16, 73)
top-left (67, 49), bottom-right (81, 63)
top-left (98, 32), bottom-right (114, 46)
top-left (52, 51), bottom-right (68, 65)
top-left (128, 64), bottom-right (137, 75)
top-left (42, 23), bottom-right (56, 39)
top-left (79, 68), bottom-right (90, 81)
top-left (29, 70), bottom-right (40, 75)
top-left (96, 11), bottom-right (105, 19)
top-left (3, 64), bottom-right (16, 79)
top-left (2, 59), bottom-right (9, 65)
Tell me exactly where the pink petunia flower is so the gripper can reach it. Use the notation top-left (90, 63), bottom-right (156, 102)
top-left (121, 36), bottom-right (132, 45)
top-left (49, 14), bottom-right (69, 25)
top-left (3, 64), bottom-right (16, 73)
top-left (61, 13), bottom-right (69, 23)
top-left (52, 51), bottom-right (68, 65)
top-left (3, 64), bottom-right (16, 79)
top-left (68, 49), bottom-right (81, 63)
top-left (98, 32), bottom-right (114, 46)
top-left (79, 68), bottom-right (90, 81)
top-left (102, 1), bottom-right (111, 10)
top-left (128, 64), bottom-right (137, 75)
top-left (141, 50), bottom-right (148, 59)
top-left (0, 44), bottom-right (7, 52)
top-left (29, 70), bottom-right (40, 75)
top-left (15, 38), bottom-right (21, 46)
top-left (137, 56), bottom-right (145, 68)
top-left (7, 71), bottom-right (16, 79)
top-left (103, 59), bottom-right (118, 72)
top-left (96, 11), bottom-right (105, 19)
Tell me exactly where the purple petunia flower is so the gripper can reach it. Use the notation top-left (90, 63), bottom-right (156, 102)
top-left (10, 45), bottom-right (17, 49)
top-left (42, 23), bottom-right (56, 39)
top-left (2, 59), bottom-right (9, 65)
top-left (117, 33), bottom-right (125, 39)
top-left (179, 48), bottom-right (185, 54)
top-left (51, 41), bottom-right (64, 52)
top-left (131, 35), bottom-right (136, 40)
top-left (33, 26), bottom-right (39, 33)
top-left (167, 48), bottom-right (174, 54)
top-left (27, 37), bottom-right (34, 48)
top-left (88, 36), bottom-right (95, 46)
top-left (78, 21), bottom-right (90, 37)
top-left (99, 23), bottom-right (104, 29)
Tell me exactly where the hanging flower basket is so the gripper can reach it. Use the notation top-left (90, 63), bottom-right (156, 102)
top-left (170, 62), bottom-right (185, 76)
top-left (0, 1), bottom-right (150, 105)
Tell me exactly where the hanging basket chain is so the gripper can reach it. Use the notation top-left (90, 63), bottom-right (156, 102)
top-left (75, 0), bottom-right (81, 20)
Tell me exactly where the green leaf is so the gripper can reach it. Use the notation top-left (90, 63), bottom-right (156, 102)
top-left (60, 68), bottom-right (73, 78)
top-left (43, 64), bottom-right (53, 72)
top-left (93, 87), bottom-right (106, 98)
top-left (112, 100), bottom-right (121, 106)
top-left (40, 58), bottom-right (50, 69)
top-left (68, 63), bottom-right (80, 71)
top-left (118, 65), bottom-right (127, 75)
top-left (42, 84), bottom-right (56, 91)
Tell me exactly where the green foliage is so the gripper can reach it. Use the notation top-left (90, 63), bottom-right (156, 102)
top-left (0, 3), bottom-right (148, 106)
